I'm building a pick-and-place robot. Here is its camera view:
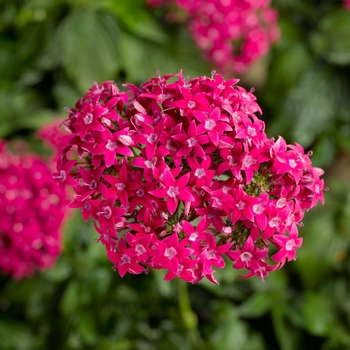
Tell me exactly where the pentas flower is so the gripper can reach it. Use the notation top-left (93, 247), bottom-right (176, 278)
top-left (0, 142), bottom-right (68, 280)
top-left (149, 0), bottom-right (280, 74)
top-left (56, 71), bottom-right (325, 284)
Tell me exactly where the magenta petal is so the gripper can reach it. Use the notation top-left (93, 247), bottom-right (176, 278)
top-left (233, 259), bottom-right (246, 269)
top-left (104, 151), bottom-right (116, 168)
top-left (286, 250), bottom-right (297, 261)
top-left (116, 145), bottom-right (134, 157)
top-left (226, 250), bottom-right (240, 261)
top-left (177, 173), bottom-right (190, 188)
top-left (242, 236), bottom-right (254, 253)
top-left (129, 263), bottom-right (145, 275)
top-left (169, 257), bottom-right (179, 274)
top-left (271, 249), bottom-right (287, 262)
top-left (213, 256), bottom-right (225, 269)
top-left (210, 107), bottom-right (220, 120)
top-left (150, 188), bottom-right (167, 198)
top-left (163, 170), bottom-right (175, 187)
top-left (118, 265), bottom-right (129, 277)
top-left (216, 242), bottom-right (233, 255)
top-left (167, 197), bottom-right (178, 215)
top-left (172, 100), bottom-right (188, 109)
top-left (202, 259), bottom-right (213, 276)
top-left (209, 130), bottom-right (219, 146)
top-left (178, 189), bottom-right (194, 202)
top-left (164, 270), bottom-right (176, 281)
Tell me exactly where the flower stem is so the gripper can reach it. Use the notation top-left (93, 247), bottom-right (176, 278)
top-left (177, 279), bottom-right (203, 348)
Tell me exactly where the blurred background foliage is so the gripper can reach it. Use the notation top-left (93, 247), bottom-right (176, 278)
top-left (0, 0), bottom-right (350, 349)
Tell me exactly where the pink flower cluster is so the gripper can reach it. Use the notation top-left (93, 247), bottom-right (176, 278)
top-left (57, 71), bottom-right (325, 284)
top-left (149, 0), bottom-right (280, 74)
top-left (0, 142), bottom-right (68, 280)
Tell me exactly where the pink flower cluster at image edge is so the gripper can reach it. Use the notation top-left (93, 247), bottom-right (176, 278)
top-left (56, 71), bottom-right (325, 284)
top-left (345, 0), bottom-right (350, 10)
top-left (149, 0), bottom-right (280, 74)
top-left (0, 142), bottom-right (68, 279)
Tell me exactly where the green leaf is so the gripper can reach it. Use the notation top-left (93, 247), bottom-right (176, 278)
top-left (58, 10), bottom-right (120, 93)
top-left (269, 66), bottom-right (342, 147)
top-left (53, 81), bottom-right (81, 112)
top-left (294, 205), bottom-right (350, 289)
top-left (100, 0), bottom-right (167, 44)
top-left (318, 10), bottom-right (350, 65)
top-left (0, 320), bottom-right (34, 350)
top-left (210, 301), bottom-right (248, 350)
top-left (119, 27), bottom-right (211, 83)
top-left (300, 292), bottom-right (337, 336)
top-left (310, 136), bottom-right (336, 168)
top-left (42, 259), bottom-right (72, 282)
top-left (60, 280), bottom-right (80, 316)
top-left (77, 310), bottom-right (97, 345)
top-left (237, 292), bottom-right (272, 318)
top-left (265, 42), bottom-right (312, 100)
top-left (271, 306), bottom-right (298, 350)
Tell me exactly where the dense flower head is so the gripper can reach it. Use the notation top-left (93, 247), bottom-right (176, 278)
top-left (149, 0), bottom-right (280, 74)
top-left (57, 71), bottom-right (325, 284)
top-left (0, 142), bottom-right (68, 279)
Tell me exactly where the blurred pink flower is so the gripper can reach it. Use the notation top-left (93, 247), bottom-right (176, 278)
top-left (0, 142), bottom-right (69, 279)
top-left (149, 0), bottom-right (280, 74)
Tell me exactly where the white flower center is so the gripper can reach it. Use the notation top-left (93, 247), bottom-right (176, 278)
top-left (189, 232), bottom-right (198, 241)
top-left (98, 206), bottom-right (112, 219)
top-left (83, 201), bottom-right (91, 211)
top-left (227, 155), bottom-right (237, 166)
top-left (164, 247), bottom-right (177, 260)
top-left (187, 101), bottom-right (196, 109)
top-left (147, 134), bottom-right (158, 144)
top-left (120, 254), bottom-right (131, 265)
top-left (186, 137), bottom-right (197, 147)
top-left (116, 183), bottom-right (125, 191)
top-left (247, 126), bottom-right (256, 136)
top-left (59, 170), bottom-right (66, 182)
top-left (167, 186), bottom-right (179, 198)
top-left (106, 139), bottom-right (117, 151)
top-left (243, 155), bottom-right (256, 167)
top-left (253, 203), bottom-right (264, 214)
top-left (205, 119), bottom-right (216, 130)
top-left (285, 239), bottom-right (295, 251)
top-left (240, 252), bottom-right (252, 262)
top-left (269, 217), bottom-right (280, 228)
top-left (135, 244), bottom-right (146, 256)
top-left (207, 249), bottom-right (216, 259)
top-left (289, 159), bottom-right (297, 168)
top-left (194, 168), bottom-right (205, 178)
top-left (236, 201), bottom-right (245, 210)
top-left (84, 113), bottom-right (93, 125)
top-left (136, 189), bottom-right (145, 197)
top-left (89, 180), bottom-right (97, 190)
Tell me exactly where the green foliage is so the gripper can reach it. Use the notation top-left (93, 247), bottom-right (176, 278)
top-left (1, 0), bottom-right (350, 349)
